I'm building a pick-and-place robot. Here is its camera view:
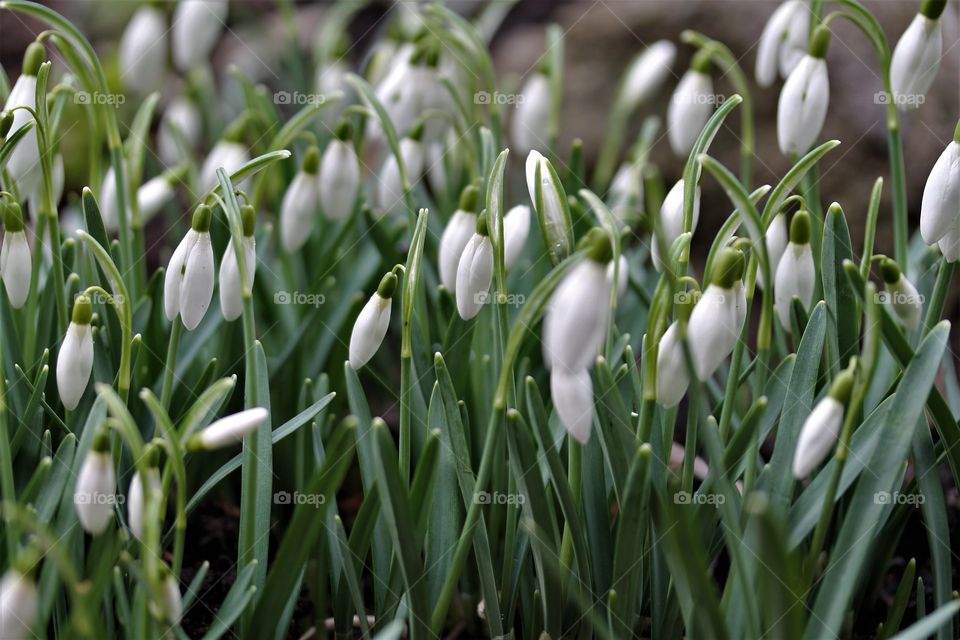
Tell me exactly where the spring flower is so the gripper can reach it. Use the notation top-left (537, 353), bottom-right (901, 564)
top-left (756, 1), bottom-right (809, 87)
top-left (503, 204), bottom-right (531, 270)
top-left (27, 152), bottom-right (64, 215)
top-left (318, 122), bottom-right (360, 221)
top-left (619, 40), bottom-right (676, 111)
top-left (378, 44), bottom-right (442, 139)
top-left (609, 162), bottom-right (644, 224)
top-left (687, 247), bottom-right (747, 380)
top-left (526, 150), bottom-right (572, 263)
top-left (151, 567), bottom-right (183, 624)
top-left (919, 128), bottom-right (960, 251)
top-left (4, 43), bottom-right (45, 203)
top-left (439, 185), bottom-right (480, 292)
top-left (158, 97), bottom-right (201, 166)
top-left (667, 50), bottom-right (714, 156)
top-left (187, 407), bottom-right (269, 450)
top-left (774, 211), bottom-right (815, 331)
top-left (456, 213), bottom-right (495, 320)
top-left (656, 320), bottom-right (689, 408)
top-left (793, 369), bottom-right (854, 478)
top-left (56, 295), bottom-right (94, 411)
top-left (778, 26), bottom-right (831, 156)
top-left (881, 258), bottom-right (923, 331)
top-left (890, 0), bottom-right (946, 110)
top-left (219, 205), bottom-right (256, 321)
top-left (119, 4), bottom-right (167, 93)
top-left (349, 272), bottom-right (396, 369)
top-left (652, 179), bottom-right (701, 272)
top-left (172, 0), bottom-right (228, 72)
top-left (377, 129), bottom-right (424, 215)
top-left (608, 254), bottom-right (629, 299)
top-left (127, 450), bottom-right (161, 540)
top-left (511, 71), bottom-right (551, 154)
top-left (164, 205), bottom-right (214, 330)
top-left (1, 201), bottom-right (31, 308)
top-left (757, 213), bottom-right (788, 290)
top-left (74, 428), bottom-right (116, 535)
top-left (280, 147), bottom-right (320, 252)
top-left (199, 116), bottom-right (250, 192)
top-left (0, 564), bottom-right (37, 640)
top-left (100, 165), bottom-right (178, 232)
top-left (551, 368), bottom-right (594, 444)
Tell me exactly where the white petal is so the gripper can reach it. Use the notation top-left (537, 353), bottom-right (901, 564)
top-left (607, 255), bottom-right (629, 299)
top-left (179, 232), bottom-right (214, 330)
top-left (56, 322), bottom-right (93, 411)
top-left (551, 368), bottom-right (594, 444)
top-left (349, 294), bottom-right (391, 369)
top-left (318, 140), bottom-right (360, 221)
top-left (654, 180), bottom-right (700, 271)
top-left (511, 73), bottom-right (551, 155)
top-left (620, 41), bottom-right (675, 108)
top-left (793, 396), bottom-right (844, 478)
top-left (172, 0), bottom-right (228, 72)
top-left (200, 141), bottom-right (249, 192)
top-left (890, 14), bottom-right (941, 110)
top-left (438, 210), bottom-right (476, 292)
top-left (777, 56), bottom-right (829, 155)
top-left (5, 75), bottom-right (40, 198)
top-left (98, 166), bottom-right (120, 231)
top-left (218, 238), bottom-right (242, 321)
top-left (757, 213), bottom-right (788, 290)
top-left (756, 1), bottom-right (802, 87)
top-left (455, 235), bottom-right (494, 320)
top-left (667, 70), bottom-right (714, 156)
top-left (939, 222), bottom-right (960, 262)
top-left (280, 171), bottom-right (320, 252)
top-left (199, 407), bottom-right (269, 449)
top-left (503, 204), bottom-right (531, 270)
top-left (779, 3), bottom-right (810, 77)
top-left (0, 231), bottom-right (31, 308)
top-left (656, 321), bottom-right (691, 408)
top-left (158, 98), bottom-right (201, 166)
top-left (127, 469), bottom-right (160, 540)
top-left (525, 150), bottom-right (544, 204)
top-left (687, 284), bottom-right (745, 380)
top-left (887, 276), bottom-right (923, 331)
top-left (120, 6), bottom-right (167, 94)
top-left (542, 261), bottom-right (611, 371)
top-left (920, 142), bottom-right (960, 245)
top-left (137, 176), bottom-right (175, 226)
top-left (159, 574), bottom-right (183, 623)
top-left (0, 570), bottom-right (38, 640)
top-left (164, 229), bottom-right (198, 322)
top-left (774, 242), bottom-right (816, 331)
top-left (74, 451), bottom-right (116, 535)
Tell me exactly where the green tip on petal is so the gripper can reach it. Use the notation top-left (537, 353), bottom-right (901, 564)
top-left (828, 369), bottom-right (855, 404)
top-left (459, 184), bottom-right (480, 213)
top-left (809, 25), bottom-right (831, 59)
top-left (691, 48), bottom-right (712, 74)
top-left (92, 427), bottom-right (111, 453)
top-left (377, 271), bottom-right (398, 299)
top-left (240, 204), bottom-right (256, 237)
top-left (583, 227), bottom-right (614, 264)
top-left (302, 146), bottom-right (320, 174)
top-left (711, 247), bottom-right (745, 288)
top-left (476, 210), bottom-right (490, 237)
top-left (880, 257), bottom-right (901, 284)
top-left (920, 0), bottom-right (947, 19)
top-left (2, 201), bottom-right (25, 232)
top-left (953, 118), bottom-right (960, 144)
top-left (789, 210), bottom-right (812, 245)
top-left (23, 42), bottom-right (45, 77)
top-left (72, 295), bottom-right (93, 325)
top-left (191, 204), bottom-right (212, 233)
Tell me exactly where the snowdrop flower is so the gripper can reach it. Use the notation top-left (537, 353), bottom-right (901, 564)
top-left (503, 204), bottom-right (531, 270)
top-left (4, 43), bottom-right (45, 203)
top-left (164, 205), bottom-right (214, 330)
top-left (890, 0), bottom-right (946, 110)
top-left (793, 369), bottom-right (853, 478)
top-left (74, 428), bottom-right (116, 535)
top-left (757, 213), bottom-right (788, 290)
top-left (373, 44), bottom-right (441, 139)
top-left (0, 563), bottom-right (37, 640)
top-left (199, 117), bottom-right (249, 192)
top-left (687, 247), bottom-right (747, 380)
top-left (27, 152), bottom-right (64, 215)
top-left (349, 271), bottom-right (396, 369)
top-left (652, 179), bottom-right (701, 272)
top-left (526, 150), bottom-right (572, 263)
top-left (609, 162), bottom-right (644, 224)
top-left (777, 26), bottom-right (831, 156)
top-left (152, 567), bottom-right (183, 624)
top-left (774, 211), bottom-right (815, 331)
top-left (172, 0), bottom-right (228, 72)
top-left (511, 71), bottom-right (551, 154)
top-left (280, 147), bottom-right (320, 252)
top-left (318, 122), bottom-right (360, 221)
top-left (668, 50), bottom-right (714, 156)
top-left (756, 1), bottom-right (809, 87)
top-left (656, 319), bottom-right (690, 409)
top-left (100, 165), bottom-right (178, 232)
top-left (377, 128), bottom-right (424, 215)
top-left (219, 204), bottom-right (256, 321)
top-left (119, 4), bottom-right (167, 93)
top-left (919, 127), bottom-right (960, 251)
top-left (439, 184), bottom-right (479, 292)
top-left (56, 295), bottom-right (94, 411)
top-left (127, 448), bottom-right (161, 540)
top-left (551, 368), bottom-right (594, 444)
top-left (607, 254), bottom-right (629, 300)
top-left (880, 258), bottom-right (923, 331)
top-left (456, 213), bottom-right (494, 320)
top-left (619, 40), bottom-right (676, 111)
top-left (542, 229), bottom-right (614, 372)
top-left (188, 407), bottom-right (269, 450)
top-left (1, 201), bottom-right (31, 308)
top-left (158, 97), bottom-right (201, 166)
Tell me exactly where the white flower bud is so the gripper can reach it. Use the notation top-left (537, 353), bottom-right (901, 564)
top-left (438, 186), bottom-right (479, 292)
top-left (525, 150), bottom-right (571, 262)
top-left (280, 151), bottom-right (320, 253)
top-left (318, 136), bottom-right (360, 222)
top-left (890, 14), bottom-right (942, 110)
top-left (1, 202), bottom-right (31, 309)
top-left (219, 234), bottom-right (255, 322)
top-left (620, 40), bottom-right (675, 110)
top-left (164, 229), bottom-right (198, 322)
top-left (165, 206), bottom-right (214, 329)
top-left (655, 321), bottom-right (690, 408)
top-left (0, 569), bottom-right (37, 640)
top-left (774, 212), bottom-right (815, 332)
top-left (191, 407), bottom-right (268, 450)
top-left (127, 466), bottom-right (160, 540)
top-left (920, 140), bottom-right (960, 247)
top-left (793, 372), bottom-right (853, 478)
top-left (609, 162), bottom-right (644, 224)
top-left (607, 254), bottom-right (629, 300)
top-left (455, 228), bottom-right (494, 320)
top-left (172, 0), bottom-right (228, 72)
top-left (757, 213), bottom-right (788, 291)
top-left (543, 248), bottom-right (612, 371)
top-left (777, 33), bottom-right (830, 156)
top-left (153, 571), bottom-right (183, 624)
top-left (503, 204), bottom-right (531, 270)
top-left (667, 60), bottom-right (714, 156)
top-left (349, 273), bottom-right (396, 369)
top-left (200, 139), bottom-right (249, 193)
top-left (101, 167), bottom-right (176, 232)
top-left (881, 259), bottom-right (923, 331)
top-left (74, 443), bottom-right (115, 535)
top-left (377, 136), bottom-right (424, 215)
top-left (551, 368), bottom-right (594, 444)
top-left (119, 6), bottom-right (167, 94)
top-left (5, 46), bottom-right (43, 201)
top-left (652, 179), bottom-right (701, 272)
top-left (158, 97), bottom-right (201, 166)
top-left (56, 296), bottom-right (94, 411)
top-left (687, 249), bottom-right (746, 380)
top-left (511, 72), bottom-right (551, 155)
top-left (756, 1), bottom-right (808, 87)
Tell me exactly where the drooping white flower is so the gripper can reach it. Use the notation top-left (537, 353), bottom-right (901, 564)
top-left (377, 133), bottom-right (424, 215)
top-left (1, 201), bottom-right (31, 308)
top-left (438, 185), bottom-right (479, 292)
top-left (890, 3), bottom-right (945, 110)
top-left (550, 368), bottom-right (594, 445)
top-left (349, 272), bottom-right (396, 369)
top-left (119, 5), bottom-right (168, 94)
top-left (757, 213), bottom-right (788, 290)
top-left (189, 407), bottom-right (269, 450)
top-left (526, 150), bottom-right (572, 263)
top-left (4, 43), bottom-right (45, 203)
top-left (511, 72), bottom-right (551, 154)
top-left (793, 370), bottom-right (853, 478)
top-left (777, 27), bottom-right (831, 156)
top-left (152, 569), bottom-right (183, 624)
top-left (318, 124), bottom-right (360, 221)
top-left (0, 567), bottom-right (37, 640)
top-left (756, 1), bottom-right (809, 87)
top-left (920, 137), bottom-right (960, 248)
top-left (158, 97), bottom-right (201, 166)
top-left (774, 211), bottom-right (816, 331)
top-left (172, 0), bottom-right (228, 72)
top-left (164, 205), bottom-right (214, 330)
top-left (219, 205), bottom-right (256, 322)
top-left (619, 40), bottom-right (676, 111)
top-left (280, 147), bottom-right (320, 252)
top-left (880, 258), bottom-right (923, 331)
top-left (74, 429), bottom-right (115, 535)
top-left (100, 165), bottom-right (177, 232)
top-left (127, 465), bottom-right (160, 540)
top-left (56, 295), bottom-right (94, 411)
top-left (652, 179), bottom-right (701, 272)
top-left (503, 204), bottom-right (531, 270)
top-left (455, 215), bottom-right (494, 320)
top-left (655, 320), bottom-right (690, 408)
top-left (667, 51), bottom-right (714, 156)
top-left (687, 248), bottom-right (747, 380)
top-left (200, 117), bottom-right (249, 192)
top-left (372, 44), bottom-right (442, 140)
top-left (607, 254), bottom-right (629, 300)
top-left (609, 162), bottom-right (644, 224)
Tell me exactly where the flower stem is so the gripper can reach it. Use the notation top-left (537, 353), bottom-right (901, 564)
top-left (160, 318), bottom-right (182, 410)
top-left (923, 259), bottom-right (954, 335)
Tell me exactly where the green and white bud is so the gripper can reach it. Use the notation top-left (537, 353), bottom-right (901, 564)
top-left (890, 0), bottom-right (945, 110)
top-left (439, 185), bottom-right (479, 292)
top-left (455, 212), bottom-right (494, 320)
top-left (74, 428), bottom-right (116, 535)
top-left (164, 205), bottom-right (214, 330)
top-left (219, 205), bottom-right (256, 322)
top-left (777, 26), bottom-right (830, 155)
top-left (0, 560), bottom-right (38, 640)
top-left (119, 4), bottom-right (168, 94)
top-left (881, 258), bottom-right (923, 331)
top-left (511, 71), bottom-right (551, 155)
top-left (56, 295), bottom-right (94, 410)
top-left (920, 128), bottom-right (960, 251)
top-left (188, 407), bottom-right (269, 450)
top-left (793, 370), bottom-right (854, 478)
top-left (774, 211), bottom-right (815, 331)
top-left (667, 50), bottom-right (714, 156)
top-left (687, 248), bottom-right (747, 380)
top-left (349, 272), bottom-right (396, 369)
top-left (280, 147), bottom-right (320, 252)
top-left (652, 179), bottom-right (701, 272)
top-left (172, 0), bottom-right (228, 72)
top-left (318, 123), bottom-right (360, 221)
top-left (1, 202), bottom-right (31, 308)
top-left (756, 1), bottom-right (809, 87)
top-left (5, 43), bottom-right (45, 201)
